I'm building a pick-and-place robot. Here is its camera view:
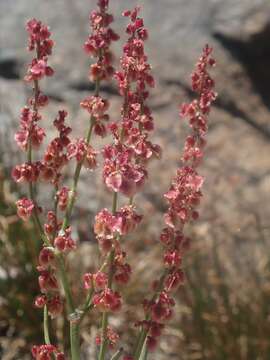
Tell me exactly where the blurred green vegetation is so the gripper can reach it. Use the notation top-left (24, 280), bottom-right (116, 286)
top-left (0, 164), bottom-right (43, 359)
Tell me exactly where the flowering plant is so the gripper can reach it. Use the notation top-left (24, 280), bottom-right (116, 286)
top-left (13, 1), bottom-right (216, 359)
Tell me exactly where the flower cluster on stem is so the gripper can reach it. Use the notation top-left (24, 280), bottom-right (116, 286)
top-left (12, 2), bottom-right (217, 359)
top-left (91, 7), bottom-right (161, 359)
top-left (131, 45), bottom-right (217, 359)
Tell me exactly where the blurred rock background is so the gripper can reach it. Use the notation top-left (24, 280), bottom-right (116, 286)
top-left (0, 0), bottom-right (270, 359)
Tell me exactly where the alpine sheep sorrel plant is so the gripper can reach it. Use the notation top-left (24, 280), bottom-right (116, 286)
top-left (12, 1), bottom-right (216, 359)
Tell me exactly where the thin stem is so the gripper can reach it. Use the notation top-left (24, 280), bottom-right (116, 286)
top-left (78, 251), bottom-right (111, 324)
top-left (98, 192), bottom-right (118, 360)
top-left (110, 348), bottom-right (123, 360)
top-left (133, 270), bottom-right (169, 359)
top-left (78, 288), bottom-right (94, 324)
top-left (98, 248), bottom-right (116, 360)
top-left (112, 191), bottom-right (118, 215)
top-left (27, 80), bottom-right (50, 246)
top-left (134, 328), bottom-right (148, 360)
top-left (43, 305), bottom-right (51, 345)
top-left (57, 254), bottom-right (75, 314)
top-left (61, 119), bottom-right (95, 231)
top-left (70, 322), bottom-right (80, 360)
top-left (98, 312), bottom-right (109, 360)
top-left (60, 76), bottom-right (99, 359)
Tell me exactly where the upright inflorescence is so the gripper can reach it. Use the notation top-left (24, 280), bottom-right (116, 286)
top-left (13, 18), bottom-right (54, 200)
top-left (12, 18), bottom-right (70, 358)
top-left (12, 2), bottom-right (217, 359)
top-left (133, 45), bottom-right (217, 357)
top-left (80, 0), bottom-right (119, 138)
top-left (88, 8), bottom-right (162, 357)
top-left (103, 6), bottom-right (161, 199)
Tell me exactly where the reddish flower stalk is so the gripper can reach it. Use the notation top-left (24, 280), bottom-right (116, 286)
top-left (63, 0), bottom-right (119, 358)
top-left (13, 18), bottom-right (61, 354)
top-left (13, 0), bottom-right (119, 357)
top-left (13, 2), bottom-right (217, 359)
top-left (93, 7), bottom-right (161, 359)
top-left (132, 45), bottom-right (217, 359)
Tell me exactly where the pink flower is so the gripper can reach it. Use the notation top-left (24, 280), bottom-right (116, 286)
top-left (38, 247), bottom-right (55, 268)
top-left (84, 271), bottom-right (108, 290)
top-left (26, 18), bottom-right (54, 56)
top-left (25, 59), bottom-right (54, 82)
top-left (16, 198), bottom-right (34, 221)
top-left (93, 288), bottom-right (122, 312)
top-left (12, 162), bottom-right (40, 183)
top-left (164, 269), bottom-right (185, 292)
top-left (80, 96), bottom-right (109, 118)
top-left (47, 295), bottom-right (63, 318)
top-left (67, 139), bottom-right (97, 169)
top-left (38, 270), bottom-right (58, 293)
top-left (114, 263), bottom-right (131, 284)
top-left (57, 187), bottom-right (69, 211)
top-left (32, 344), bottom-right (57, 360)
top-left (34, 295), bottom-right (47, 308)
top-left (113, 206), bottom-right (142, 235)
top-left (163, 250), bottom-right (182, 268)
top-left (54, 227), bottom-right (76, 252)
top-left (31, 344), bottom-right (65, 360)
top-left (83, 0), bottom-right (119, 83)
top-left (95, 326), bottom-right (119, 349)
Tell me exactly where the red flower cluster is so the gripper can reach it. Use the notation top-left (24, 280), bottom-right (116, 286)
top-left (84, 271), bottom-right (108, 290)
top-left (80, 0), bottom-right (119, 138)
top-left (35, 247), bottom-right (63, 318)
top-left (102, 7), bottom-right (161, 199)
top-left (13, 1), bottom-right (217, 358)
top-left (136, 45), bottom-right (216, 351)
top-left (54, 227), bottom-right (76, 252)
top-left (42, 110), bottom-right (72, 185)
top-left (25, 19), bottom-right (54, 82)
top-left (94, 205), bottom-right (142, 250)
top-left (67, 138), bottom-right (97, 170)
top-left (15, 107), bottom-right (45, 151)
top-left (95, 326), bottom-right (119, 349)
top-left (180, 45), bottom-right (217, 166)
top-left (93, 287), bottom-right (122, 312)
top-left (83, 0), bottom-right (119, 81)
top-left (14, 19), bottom-right (57, 225)
top-left (32, 344), bottom-right (65, 360)
top-left (16, 197), bottom-right (35, 221)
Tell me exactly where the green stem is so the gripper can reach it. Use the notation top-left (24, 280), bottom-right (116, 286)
top-left (70, 322), bottom-right (80, 360)
top-left (43, 305), bottom-right (51, 345)
top-left (134, 328), bottom-right (148, 360)
top-left (110, 348), bottom-right (123, 360)
top-left (133, 270), bottom-right (169, 359)
top-left (61, 119), bottom-right (95, 231)
top-left (60, 78), bottom-right (99, 359)
top-left (57, 254), bottom-right (75, 314)
top-left (78, 288), bottom-right (94, 324)
top-left (98, 192), bottom-right (118, 360)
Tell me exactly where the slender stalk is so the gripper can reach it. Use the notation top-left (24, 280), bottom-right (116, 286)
top-left (98, 192), bottom-right (118, 360)
top-left (110, 348), bottom-right (123, 360)
top-left (61, 119), bottom-right (95, 231)
top-left (133, 326), bottom-right (148, 360)
top-left (79, 251), bottom-right (111, 324)
top-left (43, 305), bottom-right (51, 345)
top-left (78, 288), bottom-right (94, 323)
top-left (27, 80), bottom-right (50, 247)
top-left (70, 323), bottom-right (80, 360)
top-left (57, 254), bottom-right (75, 314)
top-left (133, 270), bottom-right (169, 359)
top-left (59, 77), bottom-right (99, 359)
top-left (61, 77), bottom-right (100, 233)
